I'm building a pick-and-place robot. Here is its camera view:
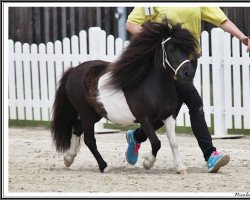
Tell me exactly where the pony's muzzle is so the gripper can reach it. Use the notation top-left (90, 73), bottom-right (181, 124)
top-left (178, 63), bottom-right (195, 81)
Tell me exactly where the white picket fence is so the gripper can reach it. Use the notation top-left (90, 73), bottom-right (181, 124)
top-left (8, 27), bottom-right (250, 136)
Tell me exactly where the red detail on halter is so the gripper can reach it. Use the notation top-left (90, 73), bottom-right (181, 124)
top-left (133, 143), bottom-right (141, 155)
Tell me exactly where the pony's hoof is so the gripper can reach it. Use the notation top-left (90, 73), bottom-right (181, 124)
top-left (175, 163), bottom-right (187, 174)
top-left (99, 162), bottom-right (108, 173)
top-left (142, 154), bottom-right (156, 170)
top-left (64, 158), bottom-right (72, 167)
top-left (63, 155), bottom-right (75, 167)
top-left (102, 166), bottom-right (110, 173)
top-left (143, 161), bottom-right (151, 170)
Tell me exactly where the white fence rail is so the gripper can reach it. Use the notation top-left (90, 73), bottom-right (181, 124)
top-left (8, 27), bottom-right (250, 136)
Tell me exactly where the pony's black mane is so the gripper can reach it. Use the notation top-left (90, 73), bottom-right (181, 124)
top-left (108, 19), bottom-right (198, 91)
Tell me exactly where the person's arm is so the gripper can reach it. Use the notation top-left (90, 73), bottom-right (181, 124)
top-left (219, 19), bottom-right (250, 52)
top-left (125, 21), bottom-right (143, 36)
top-left (126, 7), bottom-right (149, 36)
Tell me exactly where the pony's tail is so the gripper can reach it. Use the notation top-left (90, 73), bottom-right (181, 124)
top-left (51, 67), bottom-right (78, 153)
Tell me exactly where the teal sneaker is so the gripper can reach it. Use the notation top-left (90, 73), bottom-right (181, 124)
top-left (125, 130), bottom-right (141, 165)
top-left (207, 151), bottom-right (230, 173)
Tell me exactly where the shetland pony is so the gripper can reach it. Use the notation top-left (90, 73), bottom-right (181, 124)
top-left (51, 19), bottom-right (198, 173)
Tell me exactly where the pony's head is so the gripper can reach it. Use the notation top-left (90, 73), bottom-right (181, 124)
top-left (140, 19), bottom-right (199, 81)
top-left (108, 19), bottom-right (199, 91)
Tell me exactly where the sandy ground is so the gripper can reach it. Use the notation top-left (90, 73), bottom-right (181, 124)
top-left (7, 127), bottom-right (250, 197)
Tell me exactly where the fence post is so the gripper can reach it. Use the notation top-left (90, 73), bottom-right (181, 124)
top-left (8, 40), bottom-right (17, 119)
top-left (88, 27), bottom-right (101, 60)
top-left (211, 28), bottom-right (227, 137)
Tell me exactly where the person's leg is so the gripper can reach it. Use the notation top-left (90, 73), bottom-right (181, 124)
top-left (179, 59), bottom-right (216, 160)
top-left (175, 80), bottom-right (216, 161)
top-left (133, 120), bottom-right (164, 143)
top-left (174, 69), bottom-right (230, 172)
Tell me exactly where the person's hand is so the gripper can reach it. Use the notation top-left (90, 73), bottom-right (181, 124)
top-left (240, 36), bottom-right (250, 53)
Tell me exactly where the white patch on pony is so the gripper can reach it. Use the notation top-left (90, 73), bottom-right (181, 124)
top-left (165, 116), bottom-right (187, 174)
top-left (97, 72), bottom-right (136, 125)
top-left (64, 134), bottom-right (81, 167)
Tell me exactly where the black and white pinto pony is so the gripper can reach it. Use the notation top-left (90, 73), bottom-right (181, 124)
top-left (51, 19), bottom-right (198, 174)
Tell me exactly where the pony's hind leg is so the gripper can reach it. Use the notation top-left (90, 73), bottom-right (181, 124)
top-left (165, 116), bottom-right (187, 174)
top-left (82, 120), bottom-right (107, 173)
top-left (64, 119), bottom-right (83, 167)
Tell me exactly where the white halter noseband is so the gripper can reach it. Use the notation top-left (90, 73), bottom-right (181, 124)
top-left (161, 37), bottom-right (190, 75)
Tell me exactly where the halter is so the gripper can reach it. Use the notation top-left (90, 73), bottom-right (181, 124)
top-left (161, 37), bottom-right (190, 75)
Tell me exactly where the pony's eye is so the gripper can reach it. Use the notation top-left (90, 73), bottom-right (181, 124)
top-left (168, 48), bottom-right (175, 54)
top-left (167, 45), bottom-right (175, 53)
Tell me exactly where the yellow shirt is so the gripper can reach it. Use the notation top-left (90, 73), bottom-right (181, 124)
top-left (127, 7), bottom-right (228, 43)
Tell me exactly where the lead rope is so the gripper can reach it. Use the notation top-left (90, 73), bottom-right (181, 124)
top-left (161, 37), bottom-right (190, 75)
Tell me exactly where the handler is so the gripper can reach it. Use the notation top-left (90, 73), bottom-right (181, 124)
top-left (125, 7), bottom-right (250, 173)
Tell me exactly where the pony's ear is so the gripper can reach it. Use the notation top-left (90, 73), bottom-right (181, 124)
top-left (162, 18), bottom-right (174, 28)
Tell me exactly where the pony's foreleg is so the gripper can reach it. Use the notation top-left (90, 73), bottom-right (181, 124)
top-left (165, 116), bottom-right (187, 174)
top-left (64, 133), bottom-right (81, 167)
top-left (140, 119), bottom-right (161, 170)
